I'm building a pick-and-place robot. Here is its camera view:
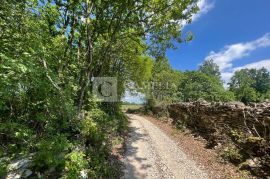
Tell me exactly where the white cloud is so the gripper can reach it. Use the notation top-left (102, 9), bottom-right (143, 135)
top-left (180, 0), bottom-right (214, 28)
top-left (205, 33), bottom-right (270, 71)
top-left (193, 0), bottom-right (215, 22)
top-left (234, 59), bottom-right (270, 71)
top-left (220, 72), bottom-right (234, 85)
top-left (203, 33), bottom-right (270, 87)
top-left (221, 59), bottom-right (270, 86)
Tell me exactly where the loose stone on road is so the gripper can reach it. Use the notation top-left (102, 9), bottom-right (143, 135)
top-left (123, 114), bottom-right (208, 179)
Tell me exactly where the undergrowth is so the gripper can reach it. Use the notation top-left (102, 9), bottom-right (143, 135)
top-left (0, 96), bottom-right (127, 178)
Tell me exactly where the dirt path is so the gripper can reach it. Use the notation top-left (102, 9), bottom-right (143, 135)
top-left (123, 114), bottom-right (209, 179)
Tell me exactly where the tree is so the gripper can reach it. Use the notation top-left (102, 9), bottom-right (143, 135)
top-left (57, 0), bottom-right (200, 111)
top-left (229, 68), bottom-right (270, 103)
top-left (251, 68), bottom-right (270, 94)
top-left (180, 71), bottom-right (234, 102)
top-left (199, 59), bottom-right (221, 81)
top-left (145, 57), bottom-right (183, 104)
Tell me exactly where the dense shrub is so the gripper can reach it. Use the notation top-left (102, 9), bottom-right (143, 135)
top-left (64, 151), bottom-right (88, 178)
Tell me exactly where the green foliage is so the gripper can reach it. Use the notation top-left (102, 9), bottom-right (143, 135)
top-left (64, 151), bottom-right (88, 178)
top-left (180, 71), bottom-right (234, 102)
top-left (0, 0), bottom-right (201, 177)
top-left (0, 161), bottom-right (7, 178)
top-left (0, 122), bottom-right (34, 155)
top-left (144, 98), bottom-right (157, 113)
top-left (222, 146), bottom-right (244, 164)
top-left (80, 110), bottom-right (105, 146)
top-left (33, 135), bottom-right (72, 171)
top-left (145, 57), bottom-right (183, 104)
top-left (199, 59), bottom-right (222, 81)
top-left (230, 129), bottom-right (246, 144)
top-left (145, 58), bottom-right (235, 105)
top-left (229, 68), bottom-right (270, 103)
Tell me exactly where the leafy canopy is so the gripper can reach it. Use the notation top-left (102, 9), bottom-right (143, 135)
top-left (229, 68), bottom-right (270, 103)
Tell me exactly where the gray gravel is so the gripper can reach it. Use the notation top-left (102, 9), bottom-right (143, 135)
top-left (123, 114), bottom-right (209, 179)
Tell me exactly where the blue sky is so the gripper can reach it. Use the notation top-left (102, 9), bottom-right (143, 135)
top-left (167, 0), bottom-right (270, 83)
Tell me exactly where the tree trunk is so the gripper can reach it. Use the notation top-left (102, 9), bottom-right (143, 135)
top-left (76, 2), bottom-right (94, 114)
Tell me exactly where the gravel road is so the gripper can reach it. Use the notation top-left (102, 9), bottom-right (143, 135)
top-left (123, 114), bottom-right (209, 179)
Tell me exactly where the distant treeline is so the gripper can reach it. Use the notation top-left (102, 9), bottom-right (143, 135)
top-left (145, 58), bottom-right (270, 105)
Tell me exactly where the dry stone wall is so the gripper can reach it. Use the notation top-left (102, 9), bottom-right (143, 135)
top-left (166, 102), bottom-right (270, 141)
top-left (151, 101), bottom-right (270, 177)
